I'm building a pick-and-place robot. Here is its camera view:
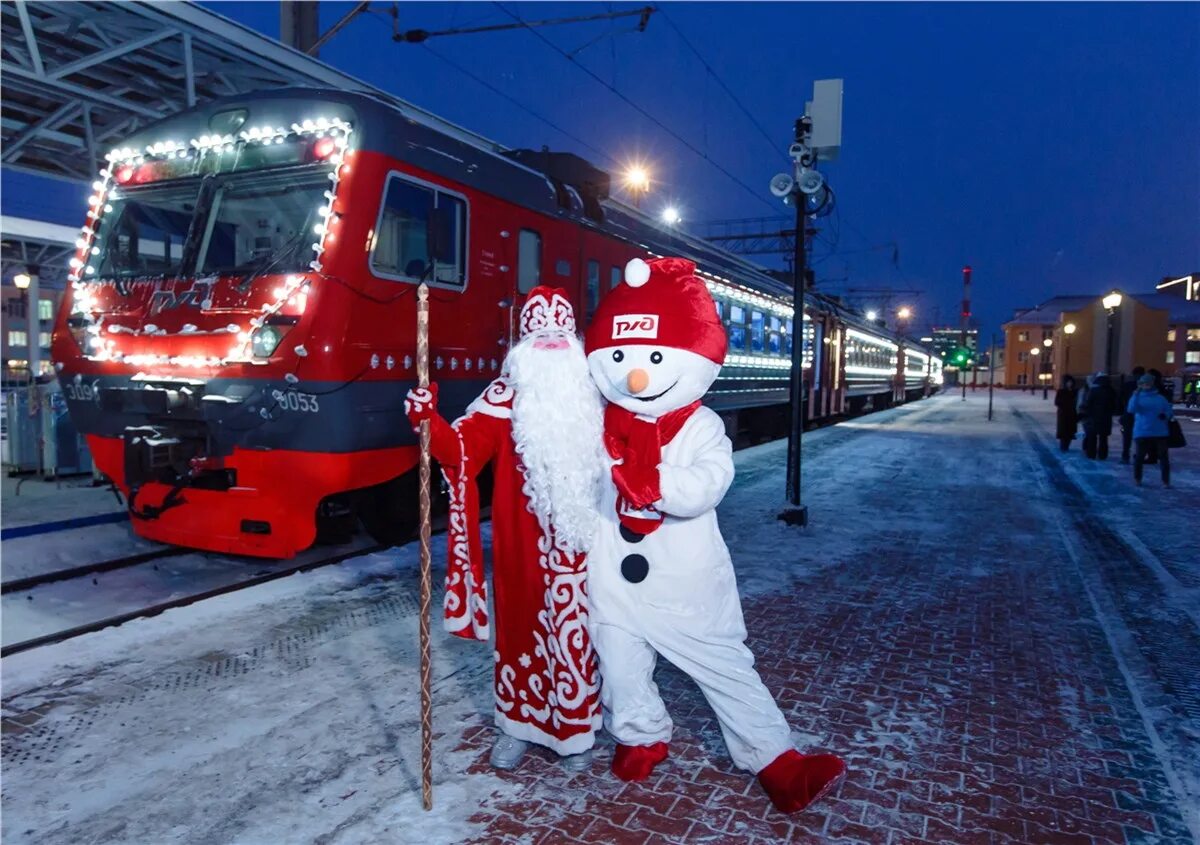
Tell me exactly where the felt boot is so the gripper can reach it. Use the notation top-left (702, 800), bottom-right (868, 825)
top-left (611, 742), bottom-right (669, 782)
top-left (757, 749), bottom-right (846, 814)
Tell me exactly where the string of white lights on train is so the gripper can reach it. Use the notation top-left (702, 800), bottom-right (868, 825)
top-left (63, 117), bottom-right (354, 371)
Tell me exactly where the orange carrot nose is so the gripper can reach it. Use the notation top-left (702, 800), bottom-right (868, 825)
top-left (627, 368), bottom-right (650, 394)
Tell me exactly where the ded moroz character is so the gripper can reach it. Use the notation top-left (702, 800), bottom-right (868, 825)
top-left (405, 287), bottom-right (607, 771)
top-left (583, 256), bottom-right (847, 813)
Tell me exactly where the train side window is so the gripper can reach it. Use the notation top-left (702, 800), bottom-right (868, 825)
top-left (767, 315), bottom-right (782, 354)
top-left (714, 298), bottom-right (724, 319)
top-left (371, 174), bottom-right (467, 287)
top-left (517, 229), bottom-right (541, 293)
top-left (586, 260), bottom-right (600, 318)
top-left (727, 303), bottom-right (747, 352)
top-left (611, 266), bottom-right (622, 289)
top-left (750, 310), bottom-right (765, 353)
top-left (555, 259), bottom-right (571, 277)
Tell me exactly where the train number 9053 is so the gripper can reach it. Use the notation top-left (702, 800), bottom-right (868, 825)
top-left (271, 390), bottom-right (320, 413)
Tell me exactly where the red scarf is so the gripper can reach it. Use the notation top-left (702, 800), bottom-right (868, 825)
top-left (604, 400), bottom-right (701, 535)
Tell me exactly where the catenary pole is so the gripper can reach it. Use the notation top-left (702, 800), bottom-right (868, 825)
top-left (416, 283), bottom-right (434, 810)
top-left (781, 117), bottom-right (810, 527)
top-left (987, 333), bottom-right (995, 421)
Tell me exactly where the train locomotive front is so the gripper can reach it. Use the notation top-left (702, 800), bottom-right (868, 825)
top-left (51, 91), bottom-right (498, 558)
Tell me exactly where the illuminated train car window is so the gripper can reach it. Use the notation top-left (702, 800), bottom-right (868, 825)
top-left (370, 173), bottom-right (467, 287)
top-left (768, 315), bottom-right (782, 355)
top-left (750, 310), bottom-right (765, 352)
top-left (728, 303), bottom-right (747, 351)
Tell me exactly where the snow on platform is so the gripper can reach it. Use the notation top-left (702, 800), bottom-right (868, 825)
top-left (2, 392), bottom-right (1198, 845)
top-left (2, 474), bottom-right (126, 530)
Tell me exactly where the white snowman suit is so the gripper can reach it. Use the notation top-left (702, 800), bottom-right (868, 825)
top-left (585, 258), bottom-right (794, 775)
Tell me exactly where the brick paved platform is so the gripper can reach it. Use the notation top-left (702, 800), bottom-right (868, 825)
top-left (455, 392), bottom-right (1198, 845)
top-left (3, 391), bottom-right (1196, 844)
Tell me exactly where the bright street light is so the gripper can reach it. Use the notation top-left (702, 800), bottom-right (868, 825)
top-left (1043, 337), bottom-right (1053, 347)
top-left (865, 310), bottom-right (878, 321)
top-left (660, 206), bottom-right (680, 225)
top-left (1030, 346), bottom-right (1040, 357)
top-left (1063, 322), bottom-right (1077, 335)
top-left (624, 165), bottom-right (650, 193)
top-left (897, 306), bottom-right (912, 321)
top-left (13, 273), bottom-right (31, 290)
top-left (1102, 290), bottom-right (1123, 310)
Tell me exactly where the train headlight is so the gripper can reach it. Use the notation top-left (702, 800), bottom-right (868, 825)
top-left (251, 325), bottom-right (286, 358)
top-left (250, 316), bottom-right (298, 359)
top-left (66, 315), bottom-right (90, 352)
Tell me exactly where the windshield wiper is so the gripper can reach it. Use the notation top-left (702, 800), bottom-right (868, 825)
top-left (234, 226), bottom-right (313, 292)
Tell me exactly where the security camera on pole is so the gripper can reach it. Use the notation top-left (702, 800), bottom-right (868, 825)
top-left (774, 79), bottom-right (841, 527)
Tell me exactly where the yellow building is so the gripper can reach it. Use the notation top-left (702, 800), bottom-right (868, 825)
top-left (1002, 290), bottom-right (1196, 390)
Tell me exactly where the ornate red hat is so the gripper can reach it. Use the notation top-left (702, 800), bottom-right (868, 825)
top-left (585, 257), bottom-right (727, 365)
top-left (519, 286), bottom-right (576, 337)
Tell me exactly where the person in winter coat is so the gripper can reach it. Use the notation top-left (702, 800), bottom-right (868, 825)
top-left (1119, 366), bottom-right (1145, 464)
top-left (1080, 373), bottom-right (1118, 460)
top-left (1054, 375), bottom-right (1079, 452)
top-left (1128, 373), bottom-right (1175, 487)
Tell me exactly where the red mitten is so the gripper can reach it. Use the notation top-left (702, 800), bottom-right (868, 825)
top-left (612, 460), bottom-right (661, 510)
top-left (612, 742), bottom-right (669, 782)
top-left (757, 750), bottom-right (846, 814)
top-left (404, 383), bottom-right (439, 431)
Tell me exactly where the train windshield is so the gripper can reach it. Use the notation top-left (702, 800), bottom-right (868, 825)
top-left (92, 164), bottom-right (331, 280)
top-left (95, 181), bottom-right (198, 279)
top-left (196, 169), bottom-right (328, 276)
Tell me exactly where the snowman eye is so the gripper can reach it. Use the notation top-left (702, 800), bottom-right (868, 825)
top-left (650, 351), bottom-right (663, 365)
top-left (612, 350), bottom-right (624, 362)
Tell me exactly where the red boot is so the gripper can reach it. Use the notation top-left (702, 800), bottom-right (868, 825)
top-left (757, 749), bottom-right (846, 813)
top-left (611, 742), bottom-right (669, 782)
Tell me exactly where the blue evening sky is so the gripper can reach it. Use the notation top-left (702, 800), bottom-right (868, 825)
top-left (5, 2), bottom-right (1197, 336)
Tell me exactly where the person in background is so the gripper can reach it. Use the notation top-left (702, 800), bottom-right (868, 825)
top-left (1148, 368), bottom-right (1172, 401)
top-left (1127, 372), bottom-right (1175, 487)
top-left (1119, 366), bottom-right (1145, 464)
top-left (1185, 379), bottom-right (1198, 409)
top-left (1080, 372), bottom-right (1117, 460)
top-left (1054, 375), bottom-right (1079, 452)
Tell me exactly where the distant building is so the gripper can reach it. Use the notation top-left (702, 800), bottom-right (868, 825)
top-left (2, 282), bottom-right (61, 386)
top-left (1002, 285), bottom-right (1200, 390)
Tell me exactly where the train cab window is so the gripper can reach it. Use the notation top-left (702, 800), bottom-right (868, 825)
top-left (750, 310), bottom-right (765, 353)
top-left (517, 229), bottom-right (541, 293)
top-left (371, 174), bottom-right (467, 287)
top-left (611, 266), bottom-right (622, 289)
top-left (586, 260), bottom-right (600, 318)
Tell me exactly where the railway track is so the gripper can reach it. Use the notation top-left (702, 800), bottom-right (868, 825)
top-left (1, 542), bottom-right (384, 658)
top-left (0, 547), bottom-right (189, 595)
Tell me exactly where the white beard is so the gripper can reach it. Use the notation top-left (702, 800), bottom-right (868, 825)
top-left (506, 333), bottom-right (607, 555)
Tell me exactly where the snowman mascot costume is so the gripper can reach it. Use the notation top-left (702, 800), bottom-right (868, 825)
top-left (584, 256), bottom-right (846, 814)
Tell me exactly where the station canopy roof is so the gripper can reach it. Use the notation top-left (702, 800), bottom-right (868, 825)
top-left (0, 0), bottom-right (499, 183)
top-left (1, 0), bottom-right (502, 284)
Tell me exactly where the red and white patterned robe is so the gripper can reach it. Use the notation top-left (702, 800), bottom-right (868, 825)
top-left (425, 377), bottom-right (601, 755)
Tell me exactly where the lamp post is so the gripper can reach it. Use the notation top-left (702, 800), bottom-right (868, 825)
top-left (1102, 290), bottom-right (1122, 377)
top-left (13, 267), bottom-right (40, 384)
top-left (1042, 337), bottom-right (1053, 399)
top-left (1063, 322), bottom-right (1076, 379)
top-left (1029, 346), bottom-right (1040, 393)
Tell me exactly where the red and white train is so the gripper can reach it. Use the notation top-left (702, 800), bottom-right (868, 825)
top-left (52, 88), bottom-right (941, 558)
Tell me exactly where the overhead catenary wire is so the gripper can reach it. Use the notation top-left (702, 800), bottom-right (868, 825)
top-left (656, 8), bottom-right (786, 161)
top-left (493, 2), bottom-right (782, 215)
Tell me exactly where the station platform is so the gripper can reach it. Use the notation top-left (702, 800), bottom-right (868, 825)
top-left (2, 391), bottom-right (1197, 845)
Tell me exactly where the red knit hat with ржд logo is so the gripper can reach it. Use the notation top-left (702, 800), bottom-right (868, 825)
top-left (584, 257), bottom-right (727, 366)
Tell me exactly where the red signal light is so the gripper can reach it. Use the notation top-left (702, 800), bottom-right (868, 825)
top-left (313, 137), bottom-right (337, 160)
top-left (115, 164), bottom-right (135, 184)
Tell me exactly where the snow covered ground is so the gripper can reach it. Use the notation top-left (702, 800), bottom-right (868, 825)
top-left (2, 391), bottom-right (1197, 844)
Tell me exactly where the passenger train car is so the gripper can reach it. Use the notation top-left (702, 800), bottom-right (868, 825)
top-left (52, 88), bottom-right (941, 558)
